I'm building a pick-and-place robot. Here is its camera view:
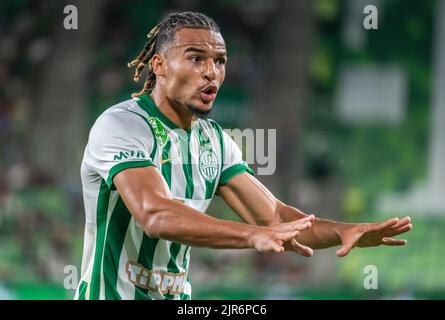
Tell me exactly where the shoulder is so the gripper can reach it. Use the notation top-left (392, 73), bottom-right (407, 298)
top-left (91, 98), bottom-right (150, 135)
top-left (87, 98), bottom-right (156, 153)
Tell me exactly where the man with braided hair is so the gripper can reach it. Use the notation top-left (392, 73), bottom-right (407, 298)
top-left (76, 11), bottom-right (412, 300)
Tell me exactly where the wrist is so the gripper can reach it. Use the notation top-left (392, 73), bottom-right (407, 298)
top-left (244, 224), bottom-right (260, 249)
top-left (333, 222), bottom-right (347, 245)
top-left (334, 222), bottom-right (355, 245)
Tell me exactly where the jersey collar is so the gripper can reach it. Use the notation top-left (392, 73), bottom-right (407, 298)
top-left (138, 94), bottom-right (180, 130)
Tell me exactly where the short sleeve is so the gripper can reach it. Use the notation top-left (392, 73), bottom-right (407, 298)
top-left (84, 110), bottom-right (156, 190)
top-left (218, 130), bottom-right (254, 186)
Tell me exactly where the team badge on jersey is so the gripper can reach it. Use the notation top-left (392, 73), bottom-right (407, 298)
top-left (199, 150), bottom-right (218, 182)
top-left (147, 116), bottom-right (168, 148)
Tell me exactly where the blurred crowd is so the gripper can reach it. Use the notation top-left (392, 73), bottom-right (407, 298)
top-left (0, 2), bottom-right (77, 284)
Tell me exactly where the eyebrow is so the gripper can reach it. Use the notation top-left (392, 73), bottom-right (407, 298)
top-left (184, 47), bottom-right (227, 56)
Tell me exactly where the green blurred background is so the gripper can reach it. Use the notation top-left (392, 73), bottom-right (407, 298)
top-left (0, 0), bottom-right (444, 299)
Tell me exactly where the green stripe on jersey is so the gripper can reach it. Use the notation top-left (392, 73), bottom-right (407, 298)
top-left (135, 235), bottom-right (159, 299)
top-left (78, 281), bottom-right (88, 300)
top-left (89, 180), bottom-right (110, 300)
top-left (180, 247), bottom-right (191, 300)
top-left (103, 197), bottom-right (133, 300)
top-left (180, 130), bottom-right (194, 199)
top-left (164, 241), bottom-right (182, 300)
top-left (161, 140), bottom-right (172, 188)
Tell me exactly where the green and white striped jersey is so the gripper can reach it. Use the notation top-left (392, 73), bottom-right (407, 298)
top-left (75, 94), bottom-right (253, 300)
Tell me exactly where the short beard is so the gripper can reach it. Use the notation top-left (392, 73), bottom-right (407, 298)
top-left (185, 103), bottom-right (212, 119)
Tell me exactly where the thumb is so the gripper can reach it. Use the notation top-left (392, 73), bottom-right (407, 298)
top-left (336, 243), bottom-right (353, 257)
top-left (289, 239), bottom-right (314, 257)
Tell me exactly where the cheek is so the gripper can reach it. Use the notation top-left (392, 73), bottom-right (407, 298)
top-left (168, 64), bottom-right (200, 92)
top-left (169, 71), bottom-right (192, 93)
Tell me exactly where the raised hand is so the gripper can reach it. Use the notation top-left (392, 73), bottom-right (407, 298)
top-left (249, 215), bottom-right (315, 253)
top-left (336, 216), bottom-right (412, 257)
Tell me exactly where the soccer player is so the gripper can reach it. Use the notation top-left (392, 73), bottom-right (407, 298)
top-left (76, 12), bottom-right (412, 300)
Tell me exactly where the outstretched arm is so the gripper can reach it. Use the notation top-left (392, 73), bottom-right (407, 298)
top-left (113, 166), bottom-right (313, 253)
top-left (218, 172), bottom-right (412, 257)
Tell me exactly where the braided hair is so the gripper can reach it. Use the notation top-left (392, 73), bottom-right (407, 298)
top-left (128, 11), bottom-right (220, 98)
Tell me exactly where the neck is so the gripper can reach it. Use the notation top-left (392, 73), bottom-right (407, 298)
top-left (150, 86), bottom-right (196, 129)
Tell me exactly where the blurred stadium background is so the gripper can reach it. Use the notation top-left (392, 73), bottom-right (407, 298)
top-left (0, 0), bottom-right (444, 299)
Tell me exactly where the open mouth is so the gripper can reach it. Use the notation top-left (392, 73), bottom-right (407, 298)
top-left (200, 85), bottom-right (218, 103)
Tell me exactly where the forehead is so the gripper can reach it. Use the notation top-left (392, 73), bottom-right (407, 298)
top-left (169, 28), bottom-right (226, 52)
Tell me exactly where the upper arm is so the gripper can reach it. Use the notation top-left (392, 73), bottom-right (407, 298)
top-left (113, 165), bottom-right (172, 227)
top-left (218, 172), bottom-right (282, 226)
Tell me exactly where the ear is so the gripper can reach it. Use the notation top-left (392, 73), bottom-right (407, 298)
top-left (151, 53), bottom-right (165, 77)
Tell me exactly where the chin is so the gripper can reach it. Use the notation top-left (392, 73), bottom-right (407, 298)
top-left (186, 101), bottom-right (213, 118)
top-left (199, 102), bottom-right (213, 111)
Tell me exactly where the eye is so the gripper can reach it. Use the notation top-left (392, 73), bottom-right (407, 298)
top-left (215, 58), bottom-right (227, 66)
top-left (190, 56), bottom-right (202, 63)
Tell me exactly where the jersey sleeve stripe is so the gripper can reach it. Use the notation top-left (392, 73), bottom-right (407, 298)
top-left (107, 160), bottom-right (155, 190)
top-left (218, 163), bottom-right (254, 186)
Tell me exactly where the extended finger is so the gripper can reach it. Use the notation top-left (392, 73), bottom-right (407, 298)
top-left (390, 216), bottom-right (412, 229)
top-left (279, 215), bottom-right (314, 232)
top-left (277, 229), bottom-right (301, 242)
top-left (295, 215), bottom-right (315, 230)
top-left (387, 224), bottom-right (412, 237)
top-left (374, 217), bottom-right (399, 231)
top-left (382, 237), bottom-right (407, 246)
top-left (289, 239), bottom-right (313, 257)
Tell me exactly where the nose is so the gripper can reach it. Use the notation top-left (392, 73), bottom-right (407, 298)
top-left (203, 59), bottom-right (217, 81)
